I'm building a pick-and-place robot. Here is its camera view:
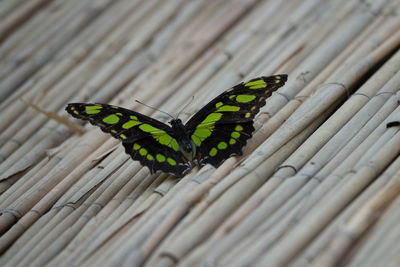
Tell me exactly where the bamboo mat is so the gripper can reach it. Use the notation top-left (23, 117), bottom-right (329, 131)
top-left (1, 0), bottom-right (400, 266)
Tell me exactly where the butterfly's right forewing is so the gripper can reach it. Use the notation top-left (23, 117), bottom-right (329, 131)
top-left (184, 75), bottom-right (287, 167)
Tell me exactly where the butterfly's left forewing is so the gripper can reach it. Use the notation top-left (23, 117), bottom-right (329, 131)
top-left (66, 103), bottom-right (191, 176)
top-left (185, 75), bottom-right (287, 167)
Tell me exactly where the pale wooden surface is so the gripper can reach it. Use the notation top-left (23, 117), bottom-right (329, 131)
top-left (1, 0), bottom-right (400, 266)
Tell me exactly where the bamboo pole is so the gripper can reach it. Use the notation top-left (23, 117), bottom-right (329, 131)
top-left (311, 169), bottom-right (400, 266)
top-left (0, 0), bottom-right (115, 101)
top-left (291, 151), bottom-right (400, 266)
top-left (254, 126), bottom-right (400, 266)
top-left (1, 1), bottom-right (400, 266)
top-left (0, 0), bottom-right (52, 43)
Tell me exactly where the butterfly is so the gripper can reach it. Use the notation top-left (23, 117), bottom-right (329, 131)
top-left (66, 75), bottom-right (287, 177)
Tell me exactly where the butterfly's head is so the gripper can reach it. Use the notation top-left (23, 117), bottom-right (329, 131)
top-left (169, 118), bottom-right (182, 126)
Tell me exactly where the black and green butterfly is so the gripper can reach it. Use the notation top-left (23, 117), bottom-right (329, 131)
top-left (66, 75), bottom-right (287, 177)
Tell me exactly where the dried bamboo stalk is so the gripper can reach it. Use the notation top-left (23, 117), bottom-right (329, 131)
top-left (0, 0), bottom-right (52, 43)
top-left (311, 169), bottom-right (400, 266)
top-left (254, 127), bottom-right (400, 266)
top-left (0, 0), bottom-right (115, 101)
top-left (291, 151), bottom-right (400, 266)
top-left (1, 1), bottom-right (400, 266)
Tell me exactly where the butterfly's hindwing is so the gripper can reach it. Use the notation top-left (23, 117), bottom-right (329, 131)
top-left (66, 103), bottom-right (191, 176)
top-left (196, 122), bottom-right (255, 167)
top-left (186, 75), bottom-right (287, 167)
top-left (122, 138), bottom-right (191, 177)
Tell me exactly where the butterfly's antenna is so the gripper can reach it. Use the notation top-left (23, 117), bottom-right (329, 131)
top-left (176, 96), bottom-right (194, 118)
top-left (135, 100), bottom-right (174, 119)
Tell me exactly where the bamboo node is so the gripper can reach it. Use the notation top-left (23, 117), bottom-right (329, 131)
top-left (275, 91), bottom-right (291, 102)
top-left (2, 208), bottom-right (22, 219)
top-left (318, 82), bottom-right (349, 97)
top-left (276, 164), bottom-right (298, 174)
top-left (352, 92), bottom-right (371, 100)
top-left (159, 251), bottom-right (180, 264)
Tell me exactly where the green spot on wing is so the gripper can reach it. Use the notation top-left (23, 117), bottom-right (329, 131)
top-left (229, 138), bottom-right (236, 145)
top-left (236, 95), bottom-right (256, 103)
top-left (215, 102), bottom-right (223, 108)
top-left (209, 147), bottom-right (217, 156)
top-left (217, 142), bottom-right (227, 149)
top-left (156, 154), bottom-right (166, 162)
top-left (139, 148), bottom-right (147, 156)
top-left (231, 132), bottom-right (240, 138)
top-left (235, 125), bottom-right (243, 131)
top-left (167, 157), bottom-right (176, 166)
top-left (133, 143), bottom-right (141, 150)
top-left (147, 154), bottom-right (154, 161)
top-left (103, 114), bottom-right (120, 124)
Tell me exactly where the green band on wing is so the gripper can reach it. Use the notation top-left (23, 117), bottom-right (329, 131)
top-left (202, 113), bottom-right (223, 124)
top-left (191, 113), bottom-right (223, 147)
top-left (249, 84), bottom-right (266, 89)
top-left (245, 79), bottom-right (265, 87)
top-left (231, 132), bottom-right (240, 138)
top-left (217, 105), bottom-right (240, 112)
top-left (194, 128), bottom-right (212, 138)
top-left (158, 134), bottom-right (179, 151)
top-left (85, 105), bottom-right (102, 114)
top-left (192, 135), bottom-right (201, 146)
top-left (122, 120), bottom-right (141, 129)
top-left (139, 124), bottom-right (160, 132)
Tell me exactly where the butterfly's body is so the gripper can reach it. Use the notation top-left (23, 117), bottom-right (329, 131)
top-left (170, 119), bottom-right (194, 154)
top-left (66, 75), bottom-right (287, 177)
